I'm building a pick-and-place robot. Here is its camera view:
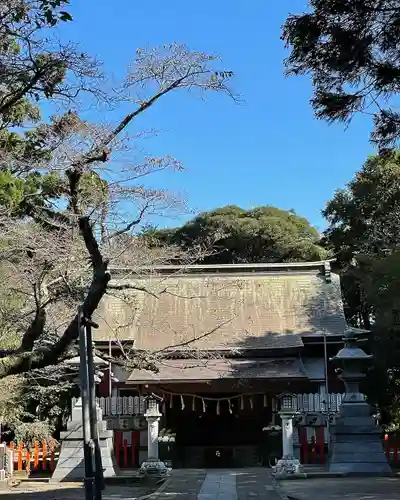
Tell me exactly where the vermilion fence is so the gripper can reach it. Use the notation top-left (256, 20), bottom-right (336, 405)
top-left (8, 432), bottom-right (141, 474)
top-left (384, 434), bottom-right (400, 467)
top-left (114, 430), bottom-right (140, 469)
top-left (7, 432), bottom-right (141, 474)
top-left (298, 427), bottom-right (327, 465)
top-left (8, 439), bottom-right (58, 474)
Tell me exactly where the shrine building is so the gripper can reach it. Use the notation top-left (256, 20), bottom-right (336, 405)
top-left (93, 260), bottom-right (362, 469)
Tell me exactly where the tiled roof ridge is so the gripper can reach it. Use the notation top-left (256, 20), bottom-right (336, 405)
top-left (95, 259), bottom-right (345, 348)
top-left (109, 259), bottom-right (336, 277)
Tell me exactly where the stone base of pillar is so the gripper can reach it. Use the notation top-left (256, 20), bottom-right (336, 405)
top-left (293, 443), bottom-right (301, 461)
top-left (139, 458), bottom-right (170, 479)
top-left (272, 456), bottom-right (306, 479)
top-left (329, 401), bottom-right (392, 475)
top-left (51, 399), bottom-right (117, 482)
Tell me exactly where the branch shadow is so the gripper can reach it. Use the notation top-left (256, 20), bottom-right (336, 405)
top-left (0, 486), bottom-right (83, 499)
top-left (225, 269), bottom-right (347, 382)
top-left (0, 483), bottom-right (156, 499)
top-left (279, 477), bottom-right (400, 500)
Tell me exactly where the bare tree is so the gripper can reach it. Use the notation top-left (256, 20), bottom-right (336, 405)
top-left (0, 42), bottom-right (237, 384)
top-left (0, 0), bottom-right (104, 119)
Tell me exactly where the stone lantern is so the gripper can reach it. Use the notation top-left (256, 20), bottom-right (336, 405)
top-left (328, 329), bottom-right (391, 474)
top-left (52, 355), bottom-right (117, 482)
top-left (273, 392), bottom-right (305, 478)
top-left (330, 329), bottom-right (372, 401)
top-left (139, 394), bottom-right (170, 478)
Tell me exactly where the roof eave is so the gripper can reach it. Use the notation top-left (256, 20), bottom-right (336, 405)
top-left (108, 259), bottom-right (337, 277)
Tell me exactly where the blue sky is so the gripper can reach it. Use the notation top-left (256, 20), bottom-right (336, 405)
top-left (57, 0), bottom-right (375, 232)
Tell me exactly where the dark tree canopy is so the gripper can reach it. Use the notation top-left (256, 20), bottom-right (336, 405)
top-left (323, 151), bottom-right (400, 329)
top-left (282, 1), bottom-right (400, 149)
top-left (324, 151), bottom-right (400, 429)
top-left (323, 150), bottom-right (400, 261)
top-left (146, 205), bottom-right (327, 264)
top-left (0, 1), bottom-right (236, 439)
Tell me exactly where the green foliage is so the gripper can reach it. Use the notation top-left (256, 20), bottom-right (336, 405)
top-left (324, 150), bottom-right (400, 427)
top-left (20, 365), bottom-right (75, 441)
top-left (282, 1), bottom-right (400, 148)
top-left (0, 170), bottom-right (65, 215)
top-left (34, 54), bottom-right (68, 98)
top-left (323, 151), bottom-right (400, 331)
top-left (0, 369), bottom-right (74, 443)
top-left (367, 252), bottom-right (400, 368)
top-left (0, 171), bottom-right (26, 210)
top-left (0, 376), bottom-right (28, 430)
top-left (147, 205), bottom-right (327, 263)
top-left (0, 99), bottom-right (41, 129)
top-left (9, 1), bottom-right (73, 26)
top-left (323, 151), bottom-right (400, 261)
top-left (0, 1), bottom-right (92, 134)
top-left (79, 171), bottom-right (110, 212)
top-left (38, 0), bottom-right (73, 26)
top-left (0, 264), bottom-right (26, 349)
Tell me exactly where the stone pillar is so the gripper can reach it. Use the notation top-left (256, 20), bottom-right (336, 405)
top-left (281, 414), bottom-right (294, 458)
top-left (273, 411), bottom-right (305, 478)
top-left (293, 427), bottom-right (301, 461)
top-left (139, 399), bottom-right (169, 478)
top-left (146, 414), bottom-right (161, 459)
top-left (51, 398), bottom-right (117, 482)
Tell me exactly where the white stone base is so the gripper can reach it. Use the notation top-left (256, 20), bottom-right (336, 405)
top-left (272, 456), bottom-right (305, 478)
top-left (139, 458), bottom-right (171, 478)
top-left (51, 400), bottom-right (117, 482)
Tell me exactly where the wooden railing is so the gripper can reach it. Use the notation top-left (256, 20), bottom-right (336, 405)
top-left (292, 393), bottom-right (347, 413)
top-left (72, 396), bottom-right (146, 416)
top-left (72, 392), bottom-right (357, 417)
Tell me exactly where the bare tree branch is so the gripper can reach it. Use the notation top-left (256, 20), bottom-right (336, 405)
top-left (0, 40), bottom-right (236, 381)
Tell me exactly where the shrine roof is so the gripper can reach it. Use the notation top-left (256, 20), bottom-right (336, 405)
top-left (124, 357), bottom-right (307, 383)
top-left (94, 260), bottom-right (347, 351)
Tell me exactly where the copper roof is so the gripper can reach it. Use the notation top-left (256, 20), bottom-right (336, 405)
top-left (94, 261), bottom-right (347, 351)
top-left (125, 357), bottom-right (307, 383)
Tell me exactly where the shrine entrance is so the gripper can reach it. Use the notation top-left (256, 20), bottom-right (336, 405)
top-left (164, 393), bottom-right (271, 468)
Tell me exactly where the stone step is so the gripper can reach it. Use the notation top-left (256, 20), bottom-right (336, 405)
top-left (332, 426), bottom-right (381, 435)
top-left (330, 454), bottom-right (390, 464)
top-left (330, 442), bottom-right (386, 454)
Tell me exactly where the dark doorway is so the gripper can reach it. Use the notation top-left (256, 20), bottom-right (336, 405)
top-left (166, 393), bottom-right (270, 468)
top-left (204, 447), bottom-right (235, 468)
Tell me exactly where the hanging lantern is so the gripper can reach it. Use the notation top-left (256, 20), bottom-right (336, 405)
top-left (192, 396), bottom-right (196, 411)
top-left (144, 393), bottom-right (163, 415)
top-left (180, 395), bottom-right (185, 410)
